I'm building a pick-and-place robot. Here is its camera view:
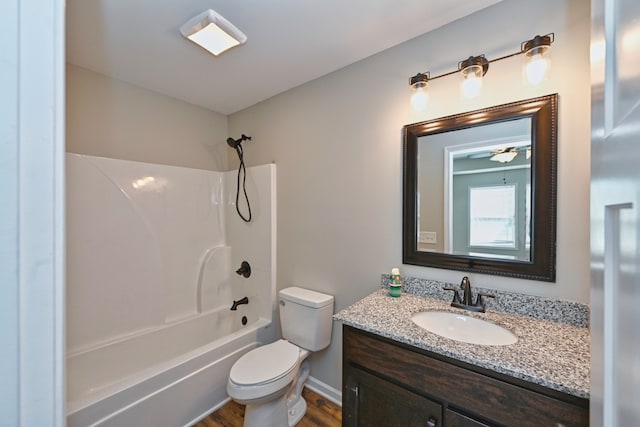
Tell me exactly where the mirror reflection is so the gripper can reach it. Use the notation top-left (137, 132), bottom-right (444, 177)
top-left (417, 118), bottom-right (532, 261)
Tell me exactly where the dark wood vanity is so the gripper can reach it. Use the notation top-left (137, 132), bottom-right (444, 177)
top-left (342, 325), bottom-right (588, 427)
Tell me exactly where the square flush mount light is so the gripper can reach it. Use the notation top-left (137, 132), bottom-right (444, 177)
top-left (180, 9), bottom-right (247, 56)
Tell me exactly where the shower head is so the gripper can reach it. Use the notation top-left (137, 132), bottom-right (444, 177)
top-left (226, 134), bottom-right (252, 149)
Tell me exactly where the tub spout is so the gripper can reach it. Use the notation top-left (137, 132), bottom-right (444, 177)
top-left (230, 297), bottom-right (249, 311)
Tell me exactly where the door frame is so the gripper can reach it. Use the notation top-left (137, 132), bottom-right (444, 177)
top-left (0, 0), bottom-right (66, 425)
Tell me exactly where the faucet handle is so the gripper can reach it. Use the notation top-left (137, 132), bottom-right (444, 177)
top-left (475, 292), bottom-right (495, 310)
top-left (443, 287), bottom-right (462, 304)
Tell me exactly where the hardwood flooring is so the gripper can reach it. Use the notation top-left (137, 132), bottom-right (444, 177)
top-left (193, 388), bottom-right (341, 427)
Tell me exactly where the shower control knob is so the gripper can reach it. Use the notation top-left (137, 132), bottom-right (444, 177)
top-left (235, 261), bottom-right (251, 278)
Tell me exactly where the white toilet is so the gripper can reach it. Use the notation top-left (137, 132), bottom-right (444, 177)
top-left (227, 286), bottom-right (334, 427)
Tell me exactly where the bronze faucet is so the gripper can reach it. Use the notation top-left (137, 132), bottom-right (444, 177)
top-left (443, 276), bottom-right (494, 313)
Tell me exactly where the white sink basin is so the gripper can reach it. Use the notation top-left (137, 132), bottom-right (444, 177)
top-left (411, 311), bottom-right (517, 346)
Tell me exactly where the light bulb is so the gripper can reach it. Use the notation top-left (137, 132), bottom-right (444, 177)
top-left (524, 53), bottom-right (550, 85)
top-left (410, 85), bottom-right (429, 111)
top-left (461, 72), bottom-right (483, 98)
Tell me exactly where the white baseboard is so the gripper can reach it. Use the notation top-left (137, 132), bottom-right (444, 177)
top-left (304, 376), bottom-right (342, 407)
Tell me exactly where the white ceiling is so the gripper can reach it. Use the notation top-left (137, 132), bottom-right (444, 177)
top-left (66, 0), bottom-right (502, 115)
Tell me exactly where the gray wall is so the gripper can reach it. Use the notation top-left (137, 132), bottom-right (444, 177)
top-left (66, 64), bottom-right (229, 171)
top-left (228, 0), bottom-right (591, 392)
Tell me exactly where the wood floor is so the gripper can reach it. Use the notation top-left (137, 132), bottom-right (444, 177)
top-left (193, 388), bottom-right (342, 427)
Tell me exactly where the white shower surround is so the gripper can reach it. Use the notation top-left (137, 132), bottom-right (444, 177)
top-left (65, 154), bottom-right (276, 426)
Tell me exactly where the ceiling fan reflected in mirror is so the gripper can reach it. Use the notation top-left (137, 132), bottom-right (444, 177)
top-left (466, 146), bottom-right (531, 163)
top-left (490, 147), bottom-right (519, 163)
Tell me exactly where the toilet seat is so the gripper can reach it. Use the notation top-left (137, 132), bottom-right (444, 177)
top-left (227, 340), bottom-right (302, 401)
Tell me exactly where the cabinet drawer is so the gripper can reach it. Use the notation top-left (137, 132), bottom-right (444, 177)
top-left (343, 326), bottom-right (588, 427)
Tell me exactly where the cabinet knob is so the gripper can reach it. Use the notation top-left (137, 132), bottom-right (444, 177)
top-left (427, 417), bottom-right (437, 427)
top-left (553, 424), bottom-right (566, 427)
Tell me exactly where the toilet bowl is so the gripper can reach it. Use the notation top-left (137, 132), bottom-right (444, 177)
top-left (228, 340), bottom-right (310, 426)
top-left (226, 287), bottom-right (334, 427)
top-left (227, 339), bottom-right (307, 403)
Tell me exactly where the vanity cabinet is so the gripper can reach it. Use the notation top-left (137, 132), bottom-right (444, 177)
top-left (342, 325), bottom-right (588, 427)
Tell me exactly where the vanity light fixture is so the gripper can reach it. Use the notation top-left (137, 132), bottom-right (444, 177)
top-left (180, 9), bottom-right (247, 56)
top-left (409, 33), bottom-right (554, 109)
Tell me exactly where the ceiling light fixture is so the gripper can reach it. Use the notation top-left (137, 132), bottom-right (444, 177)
top-left (409, 33), bottom-right (554, 109)
top-left (180, 9), bottom-right (247, 56)
top-left (490, 148), bottom-right (519, 163)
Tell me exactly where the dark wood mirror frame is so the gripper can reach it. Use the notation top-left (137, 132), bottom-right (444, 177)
top-left (403, 94), bottom-right (557, 282)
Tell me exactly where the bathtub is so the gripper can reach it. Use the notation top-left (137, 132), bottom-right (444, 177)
top-left (65, 156), bottom-right (277, 426)
top-left (66, 306), bottom-right (272, 427)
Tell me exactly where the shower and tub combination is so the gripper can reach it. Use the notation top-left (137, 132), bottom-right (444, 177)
top-left (65, 153), bottom-right (276, 426)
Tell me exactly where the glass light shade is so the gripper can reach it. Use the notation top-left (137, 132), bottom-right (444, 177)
top-left (524, 45), bottom-right (551, 85)
top-left (460, 64), bottom-right (484, 98)
top-left (410, 81), bottom-right (429, 111)
top-left (522, 35), bottom-right (552, 85)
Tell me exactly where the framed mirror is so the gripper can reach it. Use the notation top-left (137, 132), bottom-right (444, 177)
top-left (403, 94), bottom-right (557, 281)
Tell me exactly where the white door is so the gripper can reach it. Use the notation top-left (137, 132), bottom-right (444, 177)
top-left (590, 0), bottom-right (640, 425)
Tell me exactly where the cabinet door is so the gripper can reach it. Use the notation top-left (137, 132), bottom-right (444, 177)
top-left (344, 366), bottom-right (442, 427)
top-left (446, 409), bottom-right (493, 427)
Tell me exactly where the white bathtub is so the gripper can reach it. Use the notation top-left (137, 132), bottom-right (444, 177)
top-left (67, 306), bottom-right (272, 427)
top-left (65, 156), bottom-right (277, 426)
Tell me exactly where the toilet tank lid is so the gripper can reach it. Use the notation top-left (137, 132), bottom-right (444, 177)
top-left (279, 287), bottom-right (334, 308)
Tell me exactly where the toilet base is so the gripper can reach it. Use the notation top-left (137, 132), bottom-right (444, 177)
top-left (241, 360), bottom-right (311, 427)
top-left (286, 360), bottom-right (310, 426)
top-left (244, 394), bottom-right (288, 427)
top-left (287, 395), bottom-right (307, 426)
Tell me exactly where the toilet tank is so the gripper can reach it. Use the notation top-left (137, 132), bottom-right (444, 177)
top-left (279, 287), bottom-right (334, 351)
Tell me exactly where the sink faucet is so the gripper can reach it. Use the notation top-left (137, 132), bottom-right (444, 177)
top-left (230, 296), bottom-right (249, 311)
top-left (461, 276), bottom-right (473, 306)
top-left (443, 276), bottom-right (494, 313)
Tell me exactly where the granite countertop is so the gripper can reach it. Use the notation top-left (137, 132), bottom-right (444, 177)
top-left (334, 288), bottom-right (590, 399)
